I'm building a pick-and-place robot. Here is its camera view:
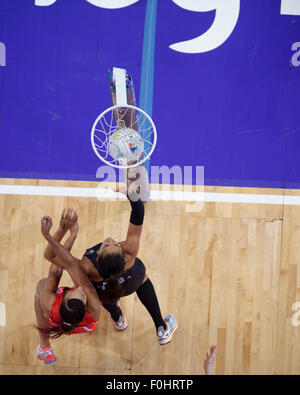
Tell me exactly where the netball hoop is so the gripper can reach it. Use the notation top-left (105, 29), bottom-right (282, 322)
top-left (91, 103), bottom-right (157, 170)
top-left (91, 67), bottom-right (157, 170)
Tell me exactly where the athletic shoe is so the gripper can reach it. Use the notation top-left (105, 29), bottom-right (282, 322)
top-left (157, 314), bottom-right (178, 345)
top-left (109, 304), bottom-right (128, 331)
top-left (36, 344), bottom-right (57, 365)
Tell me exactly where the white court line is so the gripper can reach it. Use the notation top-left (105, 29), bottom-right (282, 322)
top-left (0, 303), bottom-right (5, 327)
top-left (0, 184), bottom-right (300, 205)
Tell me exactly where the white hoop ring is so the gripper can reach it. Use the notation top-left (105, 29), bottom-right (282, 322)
top-left (91, 104), bottom-right (157, 169)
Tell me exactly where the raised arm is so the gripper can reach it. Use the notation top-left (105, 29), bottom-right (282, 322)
top-left (41, 216), bottom-right (81, 271)
top-left (41, 263), bottom-right (63, 303)
top-left (44, 208), bottom-right (78, 261)
top-left (41, 216), bottom-right (101, 316)
top-left (120, 190), bottom-right (145, 258)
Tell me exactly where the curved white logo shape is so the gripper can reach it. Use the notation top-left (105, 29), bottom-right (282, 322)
top-left (170, 0), bottom-right (240, 54)
top-left (281, 0), bottom-right (300, 15)
top-left (291, 42), bottom-right (300, 67)
top-left (85, 0), bottom-right (140, 9)
top-left (35, 0), bottom-right (140, 7)
top-left (35, 0), bottom-right (57, 5)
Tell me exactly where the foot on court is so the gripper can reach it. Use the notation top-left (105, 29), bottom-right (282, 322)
top-left (37, 345), bottom-right (57, 365)
top-left (157, 314), bottom-right (178, 345)
top-left (112, 307), bottom-right (128, 331)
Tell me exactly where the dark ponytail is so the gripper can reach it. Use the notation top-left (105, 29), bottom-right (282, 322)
top-left (96, 252), bottom-right (125, 303)
top-left (36, 296), bottom-right (85, 339)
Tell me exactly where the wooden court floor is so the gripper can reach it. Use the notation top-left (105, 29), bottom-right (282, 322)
top-left (0, 178), bottom-right (300, 375)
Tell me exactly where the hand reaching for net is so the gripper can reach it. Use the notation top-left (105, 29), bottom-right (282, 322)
top-left (112, 183), bottom-right (140, 196)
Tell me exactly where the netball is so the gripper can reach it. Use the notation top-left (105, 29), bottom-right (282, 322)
top-left (108, 127), bottom-right (144, 162)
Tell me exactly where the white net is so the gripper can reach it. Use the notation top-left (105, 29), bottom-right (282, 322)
top-left (91, 104), bottom-right (157, 169)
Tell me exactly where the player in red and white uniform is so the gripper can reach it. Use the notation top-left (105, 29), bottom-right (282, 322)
top-left (35, 210), bottom-right (102, 364)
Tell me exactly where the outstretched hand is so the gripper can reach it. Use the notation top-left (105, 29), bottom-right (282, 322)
top-left (203, 345), bottom-right (217, 372)
top-left (41, 216), bottom-right (53, 237)
top-left (113, 183), bottom-right (140, 196)
top-left (59, 207), bottom-right (78, 233)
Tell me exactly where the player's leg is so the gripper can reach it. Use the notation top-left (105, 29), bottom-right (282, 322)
top-left (136, 275), bottom-right (178, 345)
top-left (34, 279), bottom-right (52, 348)
top-left (102, 301), bottom-right (128, 331)
top-left (34, 279), bottom-right (57, 364)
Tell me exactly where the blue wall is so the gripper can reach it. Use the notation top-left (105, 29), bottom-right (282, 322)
top-left (0, 0), bottom-right (299, 188)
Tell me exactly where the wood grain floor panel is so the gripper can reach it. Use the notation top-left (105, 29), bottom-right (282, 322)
top-left (0, 179), bottom-right (299, 374)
